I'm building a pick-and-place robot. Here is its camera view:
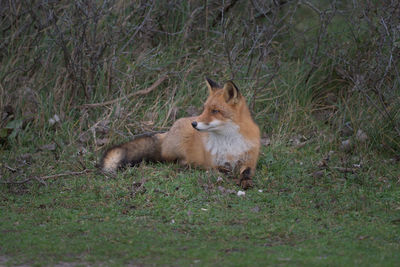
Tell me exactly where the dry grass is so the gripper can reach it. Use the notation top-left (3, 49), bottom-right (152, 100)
top-left (0, 0), bottom-right (399, 152)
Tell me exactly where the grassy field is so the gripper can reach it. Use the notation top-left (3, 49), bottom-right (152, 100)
top-left (1, 1), bottom-right (400, 266)
top-left (1, 129), bottom-right (399, 266)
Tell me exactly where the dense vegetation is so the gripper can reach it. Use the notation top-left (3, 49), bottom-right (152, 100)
top-left (1, 1), bottom-right (399, 266)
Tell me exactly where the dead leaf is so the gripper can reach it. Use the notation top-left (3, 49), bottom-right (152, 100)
top-left (332, 167), bottom-right (356, 173)
top-left (79, 132), bottom-right (90, 143)
top-left (95, 120), bottom-right (110, 135)
top-left (18, 153), bottom-right (33, 164)
top-left (317, 160), bottom-right (328, 168)
top-left (356, 129), bottom-right (368, 143)
top-left (261, 137), bottom-right (271, 147)
top-left (340, 123), bottom-right (354, 137)
top-left (96, 138), bottom-right (109, 146)
top-left (295, 141), bottom-right (309, 148)
top-left (142, 120), bottom-right (154, 126)
top-left (131, 179), bottom-right (147, 197)
top-left (290, 135), bottom-right (309, 148)
top-left (217, 186), bottom-right (235, 195)
top-left (340, 139), bottom-right (352, 152)
top-left (312, 170), bottom-right (324, 179)
top-left (39, 143), bottom-right (56, 151)
top-left (317, 152), bottom-right (332, 168)
top-left (218, 186), bottom-right (226, 194)
top-left (251, 206), bottom-right (260, 213)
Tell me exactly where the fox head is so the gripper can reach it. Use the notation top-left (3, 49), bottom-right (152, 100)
top-left (192, 78), bottom-right (251, 134)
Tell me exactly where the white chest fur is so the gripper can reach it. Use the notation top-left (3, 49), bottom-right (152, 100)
top-left (203, 122), bottom-right (253, 168)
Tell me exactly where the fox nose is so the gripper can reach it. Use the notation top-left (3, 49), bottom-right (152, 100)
top-left (191, 121), bottom-right (198, 128)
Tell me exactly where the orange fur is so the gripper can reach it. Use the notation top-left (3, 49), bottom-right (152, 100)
top-left (100, 78), bottom-right (260, 189)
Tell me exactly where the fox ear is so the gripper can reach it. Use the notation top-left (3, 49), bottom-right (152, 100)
top-left (205, 77), bottom-right (220, 94)
top-left (223, 81), bottom-right (240, 104)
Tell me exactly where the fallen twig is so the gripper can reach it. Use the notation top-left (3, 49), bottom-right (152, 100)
top-left (331, 167), bottom-right (357, 174)
top-left (4, 164), bottom-right (17, 172)
top-left (131, 178), bottom-right (147, 197)
top-left (0, 170), bottom-right (91, 185)
top-left (80, 75), bottom-right (168, 108)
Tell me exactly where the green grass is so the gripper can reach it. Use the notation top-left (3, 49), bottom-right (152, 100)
top-left (1, 137), bottom-right (399, 266)
top-left (1, 1), bottom-right (400, 266)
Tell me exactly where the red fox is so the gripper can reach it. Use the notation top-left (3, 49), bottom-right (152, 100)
top-left (100, 78), bottom-right (260, 189)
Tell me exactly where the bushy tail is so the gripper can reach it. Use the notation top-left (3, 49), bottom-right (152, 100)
top-left (100, 132), bottom-right (164, 172)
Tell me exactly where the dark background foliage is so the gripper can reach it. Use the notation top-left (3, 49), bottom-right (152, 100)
top-left (1, 0), bottom-right (399, 151)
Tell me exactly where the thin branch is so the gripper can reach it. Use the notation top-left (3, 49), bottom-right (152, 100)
top-left (212, 0), bottom-right (239, 27)
top-left (79, 75), bottom-right (168, 108)
top-left (119, 0), bottom-right (155, 53)
top-left (301, 0), bottom-right (321, 14)
top-left (303, 0), bottom-right (337, 84)
top-left (4, 164), bottom-right (17, 172)
top-left (331, 167), bottom-right (357, 174)
top-left (1, 170), bottom-right (91, 185)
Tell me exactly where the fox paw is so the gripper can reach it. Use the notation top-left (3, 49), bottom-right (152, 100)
top-left (237, 178), bottom-right (253, 190)
top-left (237, 167), bottom-right (253, 190)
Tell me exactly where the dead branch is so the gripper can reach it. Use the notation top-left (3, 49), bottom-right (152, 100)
top-left (212, 0), bottom-right (239, 27)
top-left (303, 0), bottom-right (337, 84)
top-left (331, 167), bottom-right (357, 174)
top-left (119, 0), bottom-right (155, 53)
top-left (4, 164), bottom-right (17, 172)
top-left (0, 170), bottom-right (91, 185)
top-left (80, 75), bottom-right (168, 108)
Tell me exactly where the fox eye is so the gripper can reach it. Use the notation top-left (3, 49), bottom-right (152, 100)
top-left (211, 109), bottom-right (219, 114)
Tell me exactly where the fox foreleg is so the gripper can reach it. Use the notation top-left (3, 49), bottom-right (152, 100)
top-left (236, 150), bottom-right (259, 190)
top-left (237, 166), bottom-right (254, 190)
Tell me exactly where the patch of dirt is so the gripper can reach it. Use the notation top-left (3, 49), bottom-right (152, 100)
top-left (0, 256), bottom-right (30, 267)
top-left (0, 256), bottom-right (96, 267)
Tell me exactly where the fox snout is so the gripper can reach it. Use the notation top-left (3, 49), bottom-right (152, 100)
top-left (191, 121), bottom-right (198, 129)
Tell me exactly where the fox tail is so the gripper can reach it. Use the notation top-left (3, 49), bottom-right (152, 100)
top-left (100, 132), bottom-right (164, 172)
